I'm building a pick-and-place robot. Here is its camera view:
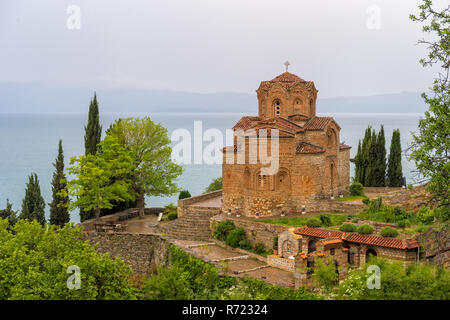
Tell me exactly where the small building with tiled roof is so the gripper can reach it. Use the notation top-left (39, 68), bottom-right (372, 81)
top-left (221, 66), bottom-right (351, 217)
top-left (268, 225), bottom-right (419, 288)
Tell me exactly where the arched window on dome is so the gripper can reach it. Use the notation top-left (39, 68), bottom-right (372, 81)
top-left (273, 99), bottom-right (281, 117)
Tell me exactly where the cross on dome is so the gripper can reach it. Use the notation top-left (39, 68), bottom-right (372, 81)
top-left (284, 61), bottom-right (290, 72)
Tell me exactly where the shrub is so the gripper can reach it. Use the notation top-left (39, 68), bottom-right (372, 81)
top-left (164, 203), bottom-right (177, 215)
top-left (397, 220), bottom-right (407, 228)
top-left (380, 226), bottom-right (399, 238)
top-left (167, 212), bottom-right (178, 220)
top-left (213, 220), bottom-right (236, 241)
top-left (371, 197), bottom-right (383, 210)
top-left (319, 214), bottom-right (332, 227)
top-left (435, 206), bottom-right (450, 222)
top-left (306, 218), bottom-right (321, 228)
top-left (141, 266), bottom-right (192, 299)
top-left (253, 242), bottom-right (266, 254)
top-left (349, 182), bottom-right (364, 196)
top-left (340, 223), bottom-right (356, 232)
top-left (357, 224), bottom-right (374, 234)
top-left (178, 190), bottom-right (191, 200)
top-left (362, 197), bottom-right (371, 205)
top-left (226, 227), bottom-right (246, 248)
top-left (416, 206), bottom-right (435, 225)
top-left (239, 239), bottom-right (252, 250)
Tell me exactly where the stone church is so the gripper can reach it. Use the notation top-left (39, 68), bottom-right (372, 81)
top-left (222, 66), bottom-right (351, 217)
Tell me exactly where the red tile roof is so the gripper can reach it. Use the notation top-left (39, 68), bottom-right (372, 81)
top-left (342, 233), bottom-right (420, 250)
top-left (339, 143), bottom-right (352, 150)
top-left (259, 72), bottom-right (307, 90)
top-left (257, 117), bottom-right (303, 132)
top-left (294, 226), bottom-right (343, 239)
top-left (288, 114), bottom-right (310, 120)
top-left (303, 117), bottom-right (332, 131)
top-left (321, 238), bottom-right (343, 246)
top-left (244, 128), bottom-right (294, 138)
top-left (233, 116), bottom-right (261, 131)
top-left (294, 226), bottom-right (419, 250)
top-left (296, 142), bottom-right (324, 154)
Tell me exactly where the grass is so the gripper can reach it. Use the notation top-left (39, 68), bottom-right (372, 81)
top-left (259, 214), bottom-right (347, 228)
top-left (334, 195), bottom-right (367, 202)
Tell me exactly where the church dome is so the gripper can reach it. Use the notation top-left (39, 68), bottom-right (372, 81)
top-left (259, 71), bottom-right (308, 90)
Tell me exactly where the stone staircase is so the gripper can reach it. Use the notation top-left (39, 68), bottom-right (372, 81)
top-left (161, 210), bottom-right (219, 241)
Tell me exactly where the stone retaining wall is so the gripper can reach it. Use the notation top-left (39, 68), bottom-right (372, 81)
top-left (85, 232), bottom-right (172, 274)
top-left (211, 214), bottom-right (287, 250)
top-left (177, 190), bottom-right (222, 217)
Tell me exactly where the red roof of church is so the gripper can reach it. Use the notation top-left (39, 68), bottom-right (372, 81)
top-left (257, 117), bottom-right (303, 132)
top-left (259, 72), bottom-right (307, 90)
top-left (303, 117), bottom-right (333, 131)
top-left (244, 128), bottom-right (294, 138)
top-left (294, 226), bottom-right (419, 250)
top-left (233, 116), bottom-right (261, 131)
top-left (296, 142), bottom-right (325, 154)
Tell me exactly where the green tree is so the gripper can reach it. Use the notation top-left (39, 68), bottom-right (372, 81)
top-left (387, 129), bottom-right (403, 187)
top-left (81, 93), bottom-right (103, 221)
top-left (49, 140), bottom-right (70, 226)
top-left (178, 190), bottom-right (191, 199)
top-left (0, 218), bottom-right (136, 299)
top-left (84, 92), bottom-right (102, 156)
top-left (409, 1), bottom-right (449, 209)
top-left (364, 128), bottom-right (378, 187)
top-left (64, 136), bottom-right (135, 220)
top-left (106, 117), bottom-right (183, 218)
top-left (205, 177), bottom-right (222, 193)
top-left (375, 125), bottom-right (386, 186)
top-left (351, 140), bottom-right (363, 183)
top-left (19, 173), bottom-right (46, 225)
top-left (0, 199), bottom-right (17, 225)
top-left (359, 126), bottom-right (373, 185)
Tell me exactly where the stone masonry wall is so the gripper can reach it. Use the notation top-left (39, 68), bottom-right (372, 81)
top-left (177, 190), bottom-right (222, 217)
top-left (211, 214), bottom-right (287, 250)
top-left (85, 232), bottom-right (172, 274)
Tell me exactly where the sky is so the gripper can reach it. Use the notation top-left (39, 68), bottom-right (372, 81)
top-left (0, 0), bottom-right (446, 98)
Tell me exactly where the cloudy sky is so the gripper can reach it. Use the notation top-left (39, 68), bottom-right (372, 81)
top-left (0, 0), bottom-right (445, 98)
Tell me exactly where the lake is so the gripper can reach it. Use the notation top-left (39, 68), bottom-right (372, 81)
top-left (0, 112), bottom-right (422, 223)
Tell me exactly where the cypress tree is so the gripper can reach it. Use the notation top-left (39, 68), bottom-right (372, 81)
top-left (84, 92), bottom-right (102, 156)
top-left (351, 140), bottom-right (363, 183)
top-left (49, 140), bottom-right (70, 226)
top-left (365, 129), bottom-right (378, 187)
top-left (0, 199), bottom-right (18, 225)
top-left (360, 126), bottom-right (373, 186)
top-left (375, 125), bottom-right (386, 187)
top-left (387, 129), bottom-right (403, 187)
top-left (81, 93), bottom-right (102, 222)
top-left (20, 173), bottom-right (46, 225)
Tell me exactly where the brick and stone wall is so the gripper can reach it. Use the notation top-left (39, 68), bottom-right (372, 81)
top-left (267, 255), bottom-right (296, 272)
top-left (85, 232), bottom-right (172, 274)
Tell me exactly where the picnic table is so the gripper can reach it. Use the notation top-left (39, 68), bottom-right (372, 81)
top-left (94, 220), bottom-right (128, 233)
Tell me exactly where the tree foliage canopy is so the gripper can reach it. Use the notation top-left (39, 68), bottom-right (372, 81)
top-left (0, 219), bottom-right (136, 299)
top-left (409, 0), bottom-right (450, 208)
